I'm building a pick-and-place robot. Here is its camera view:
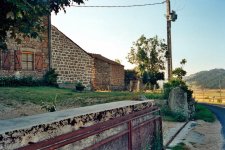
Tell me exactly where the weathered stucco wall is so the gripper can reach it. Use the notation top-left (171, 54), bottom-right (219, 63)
top-left (0, 100), bottom-right (156, 149)
top-left (51, 26), bottom-right (93, 88)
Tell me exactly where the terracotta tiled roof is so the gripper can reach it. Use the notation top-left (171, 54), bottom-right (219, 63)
top-left (88, 53), bottom-right (123, 66)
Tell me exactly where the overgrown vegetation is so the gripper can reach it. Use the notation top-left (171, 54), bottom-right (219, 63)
top-left (142, 71), bottom-right (164, 90)
top-left (172, 59), bottom-right (187, 80)
top-left (0, 87), bottom-right (163, 108)
top-left (163, 79), bottom-right (193, 102)
top-left (42, 68), bottom-right (58, 86)
top-left (0, 68), bottom-right (58, 87)
top-left (127, 35), bottom-right (167, 89)
top-left (161, 59), bottom-right (195, 122)
top-left (124, 70), bottom-right (138, 85)
top-left (160, 105), bottom-right (187, 122)
top-left (75, 81), bottom-right (85, 91)
top-left (0, 76), bottom-right (43, 87)
top-left (144, 92), bottom-right (164, 99)
top-left (193, 104), bottom-right (216, 122)
top-left (171, 142), bottom-right (190, 150)
top-left (41, 95), bottom-right (58, 112)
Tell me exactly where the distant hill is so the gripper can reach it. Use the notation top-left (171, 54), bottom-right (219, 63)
top-left (184, 69), bottom-right (225, 89)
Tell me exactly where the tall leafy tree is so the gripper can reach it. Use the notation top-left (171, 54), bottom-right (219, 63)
top-left (0, 0), bottom-right (84, 50)
top-left (127, 35), bottom-right (167, 89)
top-left (127, 35), bottom-right (167, 75)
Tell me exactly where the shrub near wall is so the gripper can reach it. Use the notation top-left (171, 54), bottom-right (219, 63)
top-left (0, 76), bottom-right (43, 87)
top-left (0, 69), bottom-right (58, 87)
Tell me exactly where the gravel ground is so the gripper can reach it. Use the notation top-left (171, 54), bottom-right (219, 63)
top-left (168, 120), bottom-right (224, 150)
top-left (0, 100), bottom-right (43, 120)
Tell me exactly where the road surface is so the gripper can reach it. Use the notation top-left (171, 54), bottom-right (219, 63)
top-left (202, 104), bottom-right (225, 149)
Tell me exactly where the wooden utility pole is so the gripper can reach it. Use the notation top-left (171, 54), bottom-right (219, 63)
top-left (166, 0), bottom-right (172, 80)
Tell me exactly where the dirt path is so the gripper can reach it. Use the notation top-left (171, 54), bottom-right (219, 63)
top-left (179, 120), bottom-right (223, 150)
top-left (0, 100), bottom-right (43, 120)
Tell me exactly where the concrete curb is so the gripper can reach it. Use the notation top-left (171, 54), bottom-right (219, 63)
top-left (164, 121), bottom-right (189, 148)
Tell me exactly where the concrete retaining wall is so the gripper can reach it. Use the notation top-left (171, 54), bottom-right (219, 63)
top-left (0, 100), bottom-right (158, 149)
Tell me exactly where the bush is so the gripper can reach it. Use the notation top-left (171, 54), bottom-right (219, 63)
top-left (144, 93), bottom-right (164, 99)
top-left (75, 81), bottom-right (85, 91)
top-left (124, 70), bottom-right (138, 85)
top-left (163, 79), bottom-right (193, 102)
top-left (161, 105), bottom-right (187, 122)
top-left (171, 143), bottom-right (190, 150)
top-left (0, 76), bottom-right (43, 87)
top-left (43, 68), bottom-right (58, 86)
top-left (142, 71), bottom-right (164, 90)
top-left (0, 68), bottom-right (58, 87)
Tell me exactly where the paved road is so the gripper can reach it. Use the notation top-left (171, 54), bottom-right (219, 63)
top-left (202, 104), bottom-right (225, 149)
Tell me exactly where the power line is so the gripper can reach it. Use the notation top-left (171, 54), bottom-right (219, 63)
top-left (71, 1), bottom-right (166, 8)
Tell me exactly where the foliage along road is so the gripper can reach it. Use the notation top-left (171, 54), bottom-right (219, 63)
top-left (202, 104), bottom-right (225, 149)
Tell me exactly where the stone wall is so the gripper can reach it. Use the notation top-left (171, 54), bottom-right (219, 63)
top-left (51, 26), bottom-right (93, 88)
top-left (92, 58), bottom-right (111, 90)
top-left (90, 53), bottom-right (125, 91)
top-left (110, 64), bottom-right (125, 90)
top-left (0, 100), bottom-right (157, 150)
top-left (0, 18), bottom-right (49, 78)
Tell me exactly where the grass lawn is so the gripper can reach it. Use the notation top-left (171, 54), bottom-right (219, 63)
top-left (170, 143), bottom-right (190, 150)
top-left (193, 104), bottom-right (216, 122)
top-left (0, 86), bottom-right (164, 108)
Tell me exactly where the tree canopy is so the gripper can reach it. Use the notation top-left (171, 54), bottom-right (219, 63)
top-left (172, 59), bottom-right (187, 80)
top-left (127, 35), bottom-right (167, 89)
top-left (127, 35), bottom-right (167, 75)
top-left (0, 0), bottom-right (84, 50)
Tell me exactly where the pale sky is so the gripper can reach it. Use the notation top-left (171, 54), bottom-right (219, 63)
top-left (52, 0), bottom-right (225, 76)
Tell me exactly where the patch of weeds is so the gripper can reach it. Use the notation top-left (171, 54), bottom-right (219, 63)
top-left (193, 104), bottom-right (215, 122)
top-left (6, 102), bottom-right (13, 106)
top-left (41, 95), bottom-right (58, 112)
top-left (20, 113), bottom-right (29, 117)
top-left (144, 93), bottom-right (164, 99)
top-left (171, 142), bottom-right (190, 150)
top-left (161, 105), bottom-right (187, 122)
top-left (75, 81), bottom-right (85, 92)
top-left (65, 92), bottom-right (73, 96)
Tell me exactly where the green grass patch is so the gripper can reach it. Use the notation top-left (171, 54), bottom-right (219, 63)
top-left (193, 104), bottom-right (216, 122)
top-left (144, 92), bottom-right (164, 99)
top-left (159, 104), bottom-right (187, 122)
top-left (170, 142), bottom-right (190, 150)
top-left (0, 87), bottom-right (163, 108)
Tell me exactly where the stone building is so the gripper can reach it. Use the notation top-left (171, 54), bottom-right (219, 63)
top-left (89, 53), bottom-right (125, 91)
top-left (0, 19), bottom-right (124, 90)
top-left (0, 19), bottom-right (50, 78)
top-left (51, 26), bottom-right (93, 88)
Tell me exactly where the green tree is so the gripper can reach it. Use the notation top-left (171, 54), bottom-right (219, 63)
top-left (127, 35), bottom-right (167, 75)
top-left (115, 59), bottom-right (121, 64)
top-left (127, 35), bottom-right (167, 89)
top-left (172, 59), bottom-right (187, 80)
top-left (142, 71), bottom-right (164, 89)
top-left (0, 0), bottom-right (84, 50)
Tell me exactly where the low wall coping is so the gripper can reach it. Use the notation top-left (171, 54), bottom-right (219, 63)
top-left (0, 100), bottom-right (153, 134)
